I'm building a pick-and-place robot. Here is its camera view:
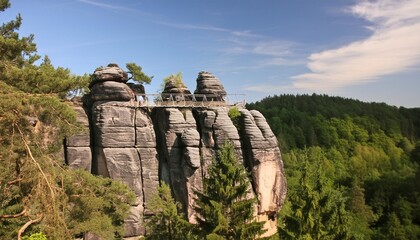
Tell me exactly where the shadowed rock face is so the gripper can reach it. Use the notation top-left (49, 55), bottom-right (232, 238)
top-left (65, 69), bottom-right (286, 239)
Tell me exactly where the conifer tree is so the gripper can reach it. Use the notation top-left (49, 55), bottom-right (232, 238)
top-left (278, 148), bottom-right (351, 240)
top-left (0, 1), bottom-right (134, 238)
top-left (194, 142), bottom-right (265, 239)
top-left (126, 62), bottom-right (153, 84)
top-left (145, 182), bottom-right (196, 240)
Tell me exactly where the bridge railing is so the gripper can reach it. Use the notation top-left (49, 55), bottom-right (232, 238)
top-left (136, 94), bottom-right (246, 107)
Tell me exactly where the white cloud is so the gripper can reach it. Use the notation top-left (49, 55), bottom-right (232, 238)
top-left (292, 0), bottom-right (420, 91)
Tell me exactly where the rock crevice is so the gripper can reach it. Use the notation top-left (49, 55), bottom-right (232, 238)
top-left (65, 68), bottom-right (286, 238)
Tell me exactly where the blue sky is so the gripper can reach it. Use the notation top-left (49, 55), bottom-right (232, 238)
top-left (3, 0), bottom-right (420, 107)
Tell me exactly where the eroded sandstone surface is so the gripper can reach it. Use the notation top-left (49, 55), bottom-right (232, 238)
top-left (64, 66), bottom-right (286, 238)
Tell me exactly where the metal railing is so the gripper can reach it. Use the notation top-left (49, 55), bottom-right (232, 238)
top-left (136, 94), bottom-right (246, 107)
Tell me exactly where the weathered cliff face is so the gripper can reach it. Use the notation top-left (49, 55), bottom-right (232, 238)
top-left (65, 67), bottom-right (286, 238)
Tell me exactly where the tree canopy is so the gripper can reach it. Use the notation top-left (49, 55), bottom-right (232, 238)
top-left (0, 1), bottom-right (135, 238)
top-left (248, 94), bottom-right (420, 239)
top-left (126, 62), bottom-right (153, 84)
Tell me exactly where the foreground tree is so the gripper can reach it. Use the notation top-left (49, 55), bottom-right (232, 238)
top-left (145, 182), bottom-right (195, 240)
top-left (0, 1), bottom-right (134, 238)
top-left (194, 142), bottom-right (265, 239)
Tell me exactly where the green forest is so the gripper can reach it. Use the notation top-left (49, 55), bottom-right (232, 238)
top-left (2, 0), bottom-right (420, 239)
top-left (247, 94), bottom-right (420, 239)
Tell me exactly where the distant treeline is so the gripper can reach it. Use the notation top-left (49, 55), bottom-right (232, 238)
top-left (247, 94), bottom-right (420, 151)
top-left (247, 94), bottom-right (420, 239)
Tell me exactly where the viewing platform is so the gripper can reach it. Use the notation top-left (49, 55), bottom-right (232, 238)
top-left (135, 93), bottom-right (246, 108)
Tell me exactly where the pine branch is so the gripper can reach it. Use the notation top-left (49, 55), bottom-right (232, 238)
top-left (15, 124), bottom-right (56, 202)
top-left (17, 213), bottom-right (43, 240)
top-left (7, 178), bottom-right (23, 185)
top-left (0, 206), bottom-right (27, 219)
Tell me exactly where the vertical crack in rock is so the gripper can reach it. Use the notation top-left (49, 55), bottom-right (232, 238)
top-left (65, 68), bottom-right (287, 239)
top-left (152, 108), bottom-right (202, 222)
top-left (135, 108), bottom-right (158, 216)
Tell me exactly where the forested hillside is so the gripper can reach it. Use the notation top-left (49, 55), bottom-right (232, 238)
top-left (248, 94), bottom-right (420, 239)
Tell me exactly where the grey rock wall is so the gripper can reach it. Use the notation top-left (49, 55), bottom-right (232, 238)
top-left (65, 70), bottom-right (286, 239)
top-left (65, 102), bottom-right (91, 171)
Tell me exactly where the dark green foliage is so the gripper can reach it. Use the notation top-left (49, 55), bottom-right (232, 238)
top-left (278, 148), bottom-right (351, 240)
top-left (64, 170), bottom-right (135, 239)
top-left (126, 62), bottom-right (153, 84)
top-left (145, 182), bottom-right (196, 240)
top-left (0, 1), bottom-right (134, 238)
top-left (247, 94), bottom-right (420, 151)
top-left (248, 94), bottom-right (420, 239)
top-left (194, 142), bottom-right (265, 239)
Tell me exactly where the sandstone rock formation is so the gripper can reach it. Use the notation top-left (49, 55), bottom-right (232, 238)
top-left (65, 69), bottom-right (286, 239)
top-left (194, 71), bottom-right (226, 101)
top-left (64, 99), bottom-right (91, 171)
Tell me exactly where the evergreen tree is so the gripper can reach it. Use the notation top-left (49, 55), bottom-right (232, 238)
top-left (126, 62), bottom-right (153, 84)
top-left (347, 179), bottom-right (375, 239)
top-left (278, 148), bottom-right (350, 240)
top-left (0, 1), bottom-right (134, 238)
top-left (145, 182), bottom-right (196, 240)
top-left (194, 142), bottom-right (265, 240)
top-left (381, 213), bottom-right (406, 240)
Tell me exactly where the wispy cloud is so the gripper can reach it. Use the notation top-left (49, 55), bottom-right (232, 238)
top-left (77, 0), bottom-right (133, 12)
top-left (154, 21), bottom-right (229, 32)
top-left (76, 0), bottom-right (299, 71)
top-left (221, 35), bottom-right (299, 69)
top-left (77, 0), bottom-right (235, 34)
top-left (242, 84), bottom-right (297, 93)
top-left (291, 0), bottom-right (420, 91)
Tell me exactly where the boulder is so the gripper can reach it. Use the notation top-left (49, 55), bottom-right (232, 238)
top-left (162, 79), bottom-right (192, 101)
top-left (90, 64), bottom-right (129, 85)
top-left (90, 81), bottom-right (135, 102)
top-left (184, 147), bottom-right (200, 168)
top-left (194, 71), bottom-right (227, 101)
top-left (181, 128), bottom-right (200, 147)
